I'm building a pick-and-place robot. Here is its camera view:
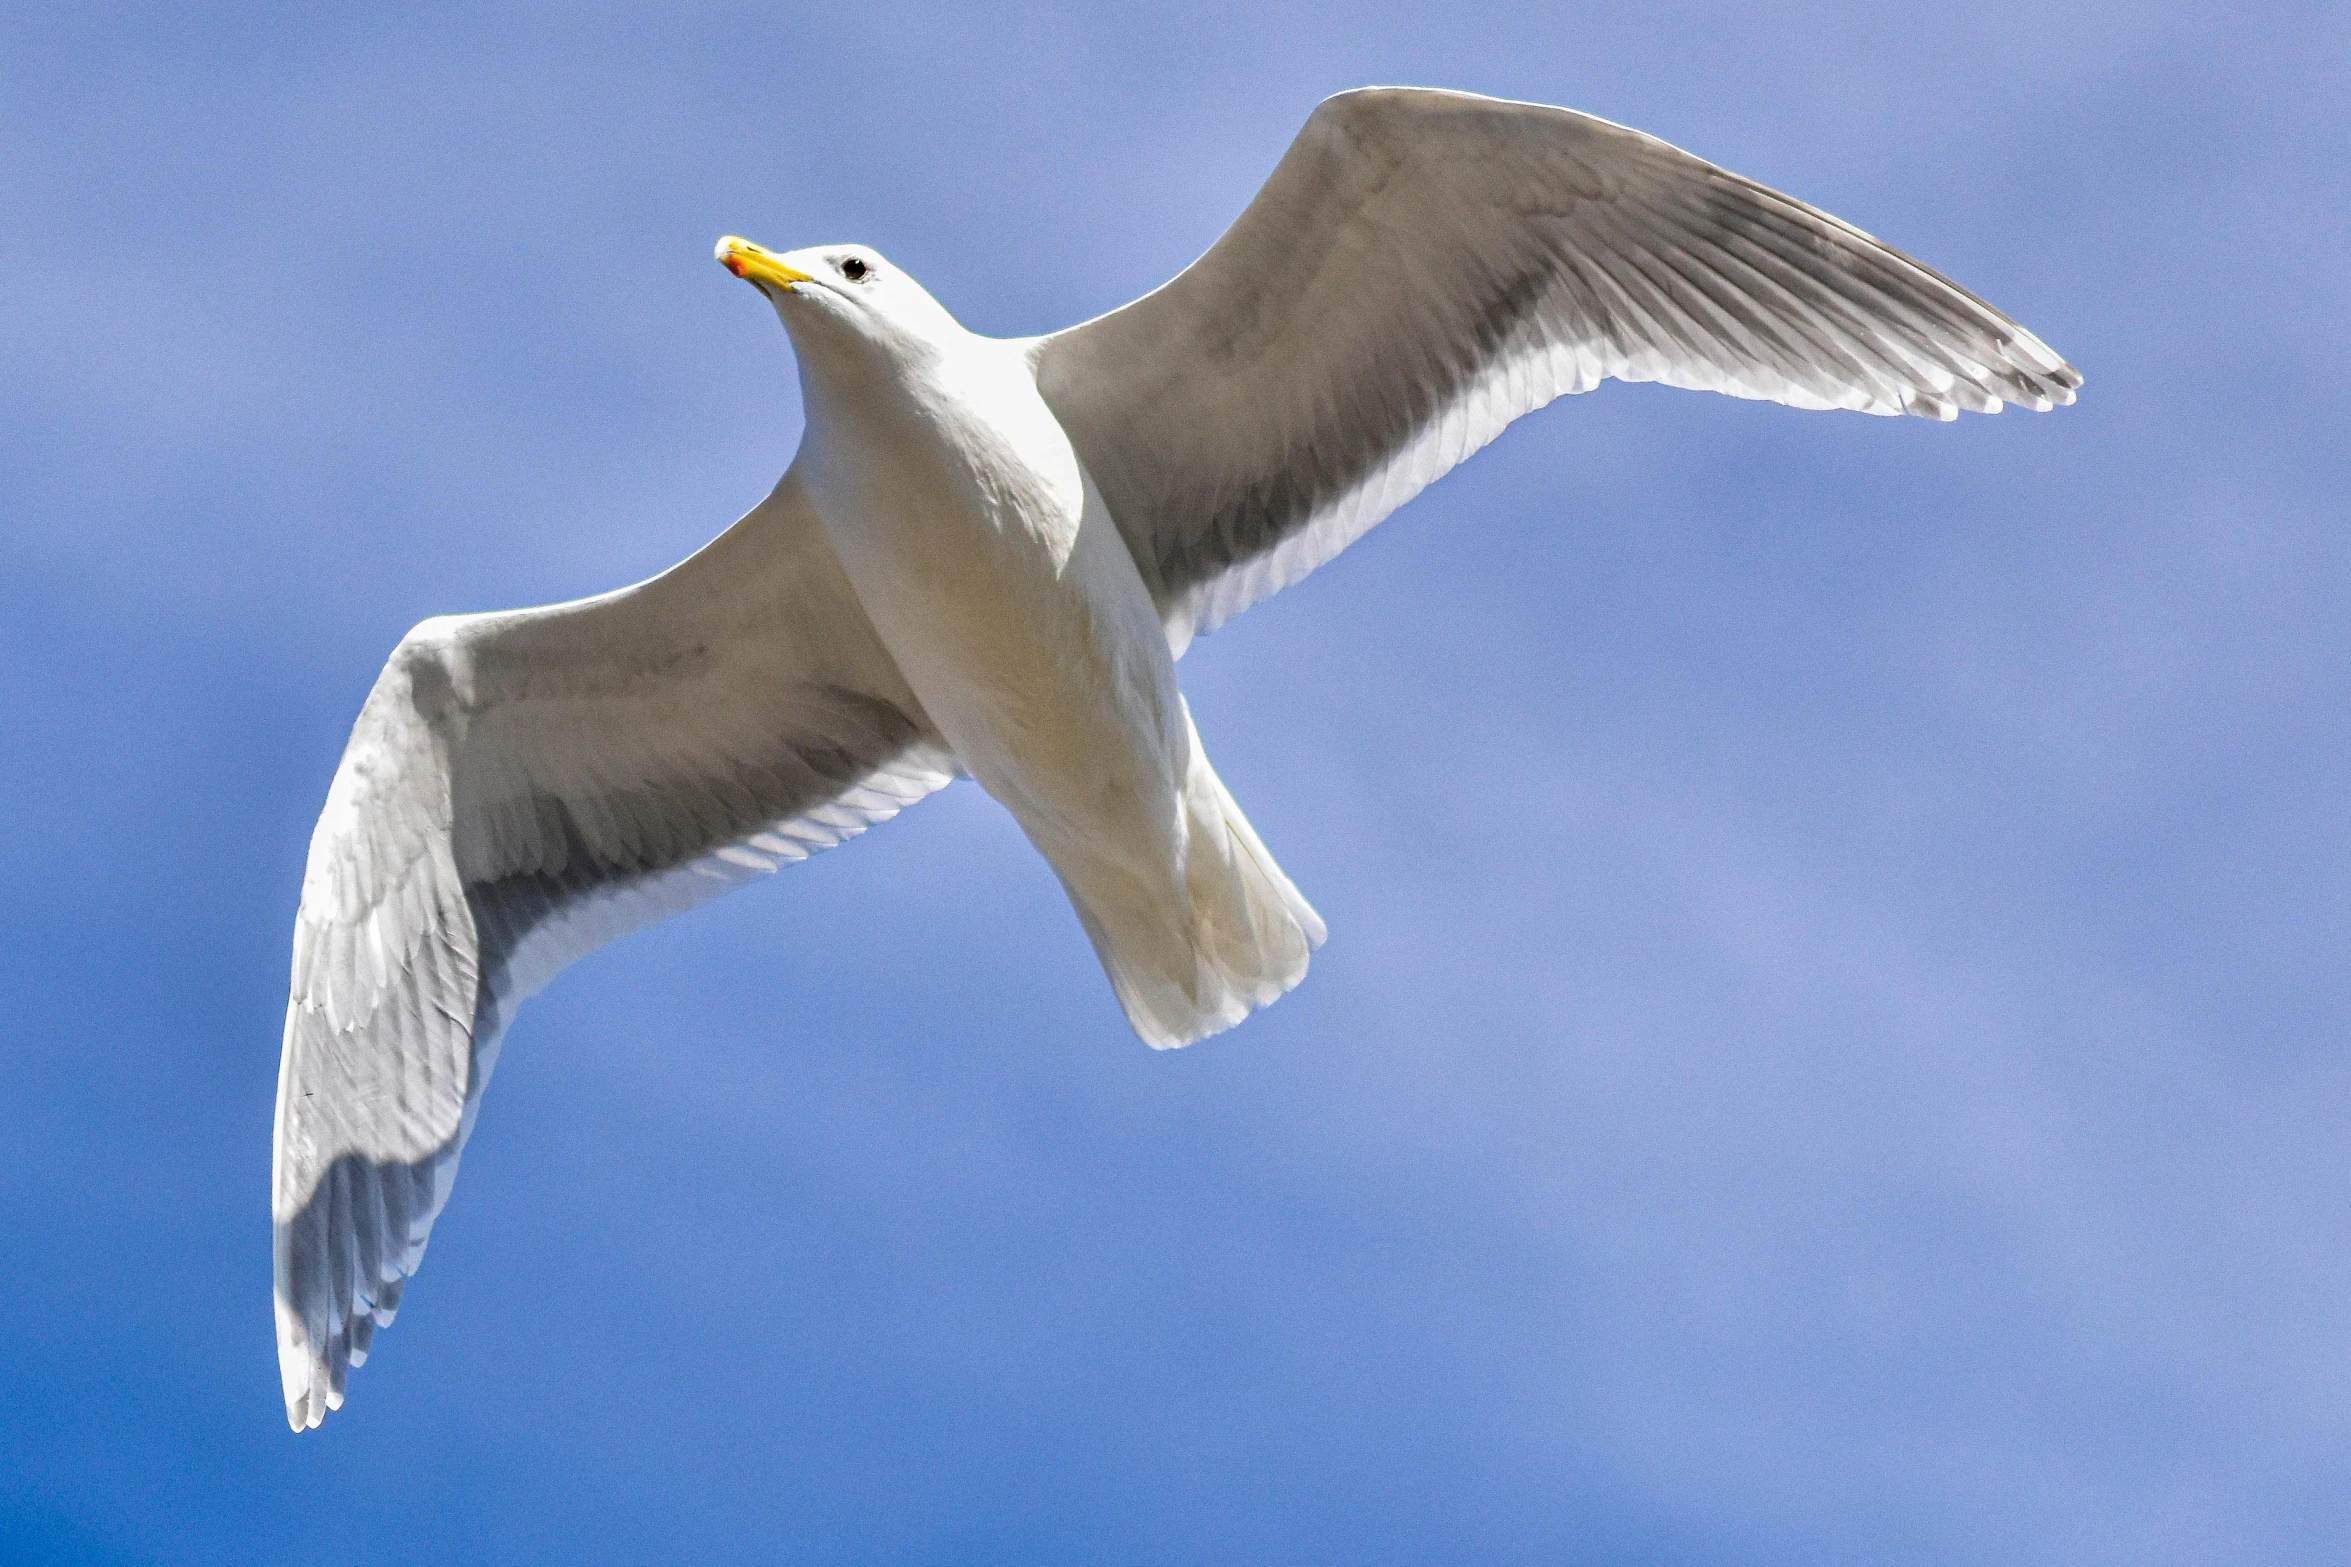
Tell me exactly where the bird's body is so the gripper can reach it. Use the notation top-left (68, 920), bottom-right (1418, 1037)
top-left (789, 308), bottom-right (1319, 1044)
top-left (271, 87), bottom-right (2080, 1428)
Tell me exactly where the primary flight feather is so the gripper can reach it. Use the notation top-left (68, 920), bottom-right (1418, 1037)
top-left (272, 87), bottom-right (2078, 1428)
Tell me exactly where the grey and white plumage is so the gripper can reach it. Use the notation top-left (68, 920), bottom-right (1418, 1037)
top-left (273, 87), bottom-right (2078, 1429)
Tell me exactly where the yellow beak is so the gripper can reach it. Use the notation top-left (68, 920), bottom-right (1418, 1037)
top-left (715, 235), bottom-right (814, 291)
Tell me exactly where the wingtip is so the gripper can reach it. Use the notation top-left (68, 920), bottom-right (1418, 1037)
top-left (283, 1379), bottom-right (333, 1431)
top-left (276, 1291), bottom-right (342, 1432)
top-left (282, 1368), bottom-right (345, 1432)
top-left (2012, 362), bottom-right (2082, 414)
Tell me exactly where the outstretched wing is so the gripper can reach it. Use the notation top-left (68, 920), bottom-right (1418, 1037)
top-left (1034, 86), bottom-right (2080, 647)
top-left (272, 470), bottom-right (954, 1429)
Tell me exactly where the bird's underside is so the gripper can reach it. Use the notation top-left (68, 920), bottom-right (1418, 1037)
top-left (273, 85), bottom-right (2078, 1429)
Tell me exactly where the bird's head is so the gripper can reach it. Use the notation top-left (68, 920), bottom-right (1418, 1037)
top-left (715, 235), bottom-right (963, 376)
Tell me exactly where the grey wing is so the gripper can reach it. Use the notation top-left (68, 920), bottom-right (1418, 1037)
top-left (1033, 86), bottom-right (2081, 646)
top-left (272, 470), bottom-right (954, 1429)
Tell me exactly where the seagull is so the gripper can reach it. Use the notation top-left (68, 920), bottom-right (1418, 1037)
top-left (271, 86), bottom-right (2078, 1428)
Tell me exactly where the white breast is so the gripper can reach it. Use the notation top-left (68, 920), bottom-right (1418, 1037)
top-left (795, 334), bottom-right (1192, 868)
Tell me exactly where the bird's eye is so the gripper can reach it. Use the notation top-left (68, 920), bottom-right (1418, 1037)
top-left (839, 256), bottom-right (870, 281)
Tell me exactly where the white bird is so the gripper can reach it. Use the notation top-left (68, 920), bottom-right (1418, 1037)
top-left (272, 87), bottom-right (2078, 1428)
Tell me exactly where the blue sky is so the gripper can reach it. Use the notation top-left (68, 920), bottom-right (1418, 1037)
top-left (3, 2), bottom-right (2345, 1561)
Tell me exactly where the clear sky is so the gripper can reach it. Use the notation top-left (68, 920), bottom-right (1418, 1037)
top-left (3, 2), bottom-right (2344, 1562)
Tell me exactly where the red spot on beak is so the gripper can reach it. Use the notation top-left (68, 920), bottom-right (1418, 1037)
top-left (722, 254), bottom-right (748, 279)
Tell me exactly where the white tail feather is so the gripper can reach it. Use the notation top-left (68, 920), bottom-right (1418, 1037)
top-left (1061, 744), bottom-right (1324, 1049)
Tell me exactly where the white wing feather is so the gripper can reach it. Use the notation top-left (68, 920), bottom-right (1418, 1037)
top-left (1035, 87), bottom-right (2080, 646)
top-left (271, 470), bottom-right (952, 1429)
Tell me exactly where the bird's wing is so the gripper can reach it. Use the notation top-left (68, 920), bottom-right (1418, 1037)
top-left (272, 469), bottom-right (954, 1429)
top-left (1033, 87), bottom-right (2079, 646)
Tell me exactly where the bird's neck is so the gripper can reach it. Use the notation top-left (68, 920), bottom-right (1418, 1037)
top-left (794, 325), bottom-right (1029, 454)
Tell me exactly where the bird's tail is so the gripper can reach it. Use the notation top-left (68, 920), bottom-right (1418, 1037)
top-left (1059, 735), bottom-right (1325, 1049)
